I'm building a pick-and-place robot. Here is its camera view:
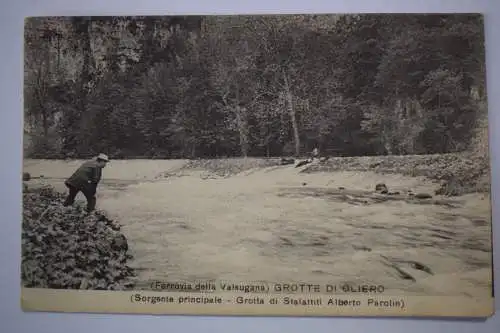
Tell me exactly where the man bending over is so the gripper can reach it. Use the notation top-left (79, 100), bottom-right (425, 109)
top-left (63, 153), bottom-right (109, 212)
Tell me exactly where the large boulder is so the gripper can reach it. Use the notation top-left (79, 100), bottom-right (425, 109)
top-left (375, 183), bottom-right (388, 194)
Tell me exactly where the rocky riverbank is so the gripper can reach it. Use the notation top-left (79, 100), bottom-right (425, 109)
top-left (21, 185), bottom-right (136, 290)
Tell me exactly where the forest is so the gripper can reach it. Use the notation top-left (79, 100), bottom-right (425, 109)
top-left (23, 14), bottom-right (487, 160)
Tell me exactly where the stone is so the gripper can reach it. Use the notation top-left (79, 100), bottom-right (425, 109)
top-left (375, 183), bottom-right (388, 192)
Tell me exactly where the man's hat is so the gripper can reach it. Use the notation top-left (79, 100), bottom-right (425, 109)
top-left (96, 153), bottom-right (110, 162)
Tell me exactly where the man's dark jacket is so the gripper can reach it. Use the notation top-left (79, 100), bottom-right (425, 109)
top-left (65, 160), bottom-right (103, 194)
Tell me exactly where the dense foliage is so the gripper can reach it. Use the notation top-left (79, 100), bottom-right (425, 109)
top-left (24, 14), bottom-right (487, 159)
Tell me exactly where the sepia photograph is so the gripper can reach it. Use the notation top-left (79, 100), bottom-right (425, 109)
top-left (21, 13), bottom-right (494, 317)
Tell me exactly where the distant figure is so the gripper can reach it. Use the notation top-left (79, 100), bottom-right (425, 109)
top-left (63, 153), bottom-right (110, 212)
top-left (312, 147), bottom-right (319, 159)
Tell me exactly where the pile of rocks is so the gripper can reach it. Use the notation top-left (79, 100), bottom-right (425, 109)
top-left (22, 185), bottom-right (136, 290)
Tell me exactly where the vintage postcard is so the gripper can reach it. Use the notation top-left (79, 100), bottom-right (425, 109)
top-left (21, 13), bottom-right (494, 318)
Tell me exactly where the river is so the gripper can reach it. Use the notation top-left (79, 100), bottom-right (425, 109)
top-left (23, 159), bottom-right (493, 298)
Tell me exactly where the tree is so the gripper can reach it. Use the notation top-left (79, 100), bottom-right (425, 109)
top-left (23, 14), bottom-right (487, 159)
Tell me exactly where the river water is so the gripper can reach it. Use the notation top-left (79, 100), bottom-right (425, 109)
top-left (24, 159), bottom-right (493, 298)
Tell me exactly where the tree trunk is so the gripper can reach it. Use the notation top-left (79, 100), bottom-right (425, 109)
top-left (235, 105), bottom-right (249, 158)
top-left (222, 86), bottom-right (249, 158)
top-left (78, 18), bottom-right (93, 155)
top-left (42, 110), bottom-right (48, 138)
top-left (191, 143), bottom-right (196, 158)
top-left (283, 70), bottom-right (300, 157)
